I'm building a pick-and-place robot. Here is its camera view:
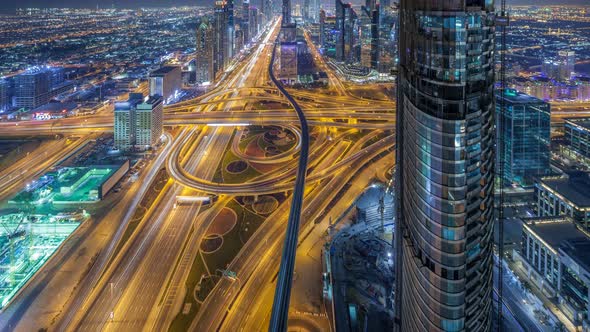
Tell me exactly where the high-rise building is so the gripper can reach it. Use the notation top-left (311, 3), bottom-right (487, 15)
top-left (196, 19), bottom-right (215, 84)
top-left (496, 89), bottom-right (551, 187)
top-left (249, 6), bottom-right (259, 40)
top-left (114, 93), bottom-right (162, 151)
top-left (242, 0), bottom-right (250, 42)
top-left (114, 93), bottom-right (143, 151)
top-left (395, 0), bottom-right (495, 331)
top-left (542, 50), bottom-right (575, 82)
top-left (148, 66), bottom-right (182, 104)
top-left (559, 50), bottom-right (576, 81)
top-left (214, 0), bottom-right (235, 74)
top-left (0, 79), bottom-right (10, 112)
top-left (320, 10), bottom-right (337, 59)
top-left (135, 96), bottom-right (163, 149)
top-left (14, 69), bottom-right (50, 110)
top-left (282, 0), bottom-right (291, 25)
top-left (335, 0), bottom-right (346, 61)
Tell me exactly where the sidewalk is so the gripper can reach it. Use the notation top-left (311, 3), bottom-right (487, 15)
top-left (508, 259), bottom-right (577, 331)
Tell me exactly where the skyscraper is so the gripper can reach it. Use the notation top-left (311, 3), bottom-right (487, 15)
top-left (0, 79), bottom-right (10, 112)
top-left (196, 19), bottom-right (215, 84)
top-left (395, 0), bottom-right (495, 331)
top-left (496, 89), bottom-right (551, 187)
top-left (214, 0), bottom-right (235, 74)
top-left (135, 96), bottom-right (164, 149)
top-left (282, 0), bottom-right (291, 25)
top-left (114, 93), bottom-right (143, 151)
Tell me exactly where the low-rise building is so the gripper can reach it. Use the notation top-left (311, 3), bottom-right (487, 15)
top-left (535, 171), bottom-right (590, 230)
top-left (517, 217), bottom-right (584, 296)
top-left (558, 238), bottom-right (590, 329)
top-left (563, 117), bottom-right (590, 166)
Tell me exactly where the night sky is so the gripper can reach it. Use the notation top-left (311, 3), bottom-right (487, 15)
top-left (0, 0), bottom-right (587, 13)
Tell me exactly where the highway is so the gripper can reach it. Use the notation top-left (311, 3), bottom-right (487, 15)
top-left (62, 18), bottom-right (286, 332)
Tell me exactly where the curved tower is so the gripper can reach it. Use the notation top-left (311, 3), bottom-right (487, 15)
top-left (395, 0), bottom-right (495, 331)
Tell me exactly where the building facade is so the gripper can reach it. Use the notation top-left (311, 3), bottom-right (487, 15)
top-left (196, 19), bottom-right (215, 84)
top-left (114, 93), bottom-right (143, 151)
top-left (563, 118), bottom-right (590, 165)
top-left (395, 0), bottom-right (496, 331)
top-left (535, 171), bottom-right (590, 229)
top-left (148, 66), bottom-right (182, 103)
top-left (496, 89), bottom-right (551, 187)
top-left (14, 69), bottom-right (50, 110)
top-left (135, 96), bottom-right (163, 149)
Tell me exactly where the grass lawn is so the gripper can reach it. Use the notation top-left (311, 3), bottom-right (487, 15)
top-left (221, 149), bottom-right (262, 184)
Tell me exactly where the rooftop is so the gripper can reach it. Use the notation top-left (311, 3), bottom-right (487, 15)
top-left (150, 66), bottom-right (180, 76)
top-left (497, 89), bottom-right (546, 104)
top-left (539, 171), bottom-right (590, 208)
top-left (560, 238), bottom-right (590, 273)
top-left (565, 117), bottom-right (590, 131)
top-left (31, 102), bottom-right (78, 113)
top-left (524, 217), bottom-right (586, 250)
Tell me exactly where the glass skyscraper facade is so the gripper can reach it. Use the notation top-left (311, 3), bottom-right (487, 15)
top-left (395, 0), bottom-right (495, 331)
top-left (496, 89), bottom-right (551, 187)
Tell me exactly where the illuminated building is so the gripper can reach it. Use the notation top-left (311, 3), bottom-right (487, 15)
top-left (282, 0), bottom-right (291, 25)
top-left (335, 0), bottom-right (358, 63)
top-left (114, 93), bottom-right (143, 151)
top-left (196, 19), bottom-right (215, 84)
top-left (496, 89), bottom-right (551, 187)
top-left (557, 238), bottom-right (590, 328)
top-left (279, 42), bottom-right (298, 85)
top-left (518, 217), bottom-right (576, 296)
top-left (114, 93), bottom-right (162, 151)
top-left (0, 80), bottom-right (9, 111)
top-left (214, 0), bottom-right (235, 74)
top-left (148, 66), bottom-right (182, 104)
top-left (563, 118), bottom-right (590, 165)
top-left (319, 10), bottom-right (337, 58)
top-left (395, 0), bottom-right (495, 331)
top-left (535, 171), bottom-right (590, 229)
top-left (14, 69), bottom-right (50, 110)
top-left (135, 96), bottom-right (163, 149)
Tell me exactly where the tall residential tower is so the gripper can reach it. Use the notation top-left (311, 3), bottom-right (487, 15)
top-left (395, 0), bottom-right (496, 331)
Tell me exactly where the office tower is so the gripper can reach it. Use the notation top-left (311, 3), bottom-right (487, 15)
top-left (215, 0), bottom-right (235, 73)
top-left (0, 79), bottom-right (10, 111)
top-left (378, 10), bottom-right (395, 73)
top-left (335, 0), bottom-right (345, 61)
top-left (14, 69), bottom-right (50, 110)
top-left (395, 0), bottom-right (495, 331)
top-left (359, 7), bottom-right (373, 68)
top-left (242, 0), bottom-right (250, 42)
top-left (279, 43), bottom-right (298, 84)
top-left (282, 0), bottom-right (291, 25)
top-left (320, 10), bottom-right (337, 59)
top-left (370, 6), bottom-right (379, 70)
top-left (249, 6), bottom-right (259, 39)
top-left (496, 89), bottom-right (551, 187)
top-left (559, 50), bottom-right (575, 81)
top-left (135, 96), bottom-right (163, 148)
top-left (149, 66), bottom-right (182, 104)
top-left (196, 19), bottom-right (215, 84)
top-left (114, 93), bottom-right (143, 151)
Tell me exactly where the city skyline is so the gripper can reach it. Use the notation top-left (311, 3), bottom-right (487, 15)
top-left (0, 0), bottom-right (588, 331)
